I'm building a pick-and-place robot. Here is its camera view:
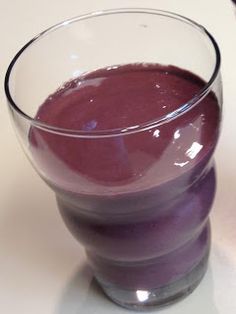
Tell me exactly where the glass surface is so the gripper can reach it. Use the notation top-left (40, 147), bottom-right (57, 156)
top-left (4, 9), bottom-right (222, 311)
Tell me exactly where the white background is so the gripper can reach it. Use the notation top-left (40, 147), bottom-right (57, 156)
top-left (1, 0), bottom-right (236, 313)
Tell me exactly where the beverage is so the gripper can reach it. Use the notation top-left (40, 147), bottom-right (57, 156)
top-left (29, 63), bottom-right (220, 307)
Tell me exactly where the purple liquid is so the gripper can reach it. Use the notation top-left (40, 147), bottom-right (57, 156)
top-left (30, 64), bottom-right (220, 295)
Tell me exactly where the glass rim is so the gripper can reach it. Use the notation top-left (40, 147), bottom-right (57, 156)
top-left (4, 8), bottom-right (221, 138)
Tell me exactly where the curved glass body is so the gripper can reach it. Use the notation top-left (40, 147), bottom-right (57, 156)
top-left (5, 9), bottom-right (222, 310)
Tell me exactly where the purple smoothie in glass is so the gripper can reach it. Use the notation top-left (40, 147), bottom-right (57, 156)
top-left (29, 63), bottom-right (220, 307)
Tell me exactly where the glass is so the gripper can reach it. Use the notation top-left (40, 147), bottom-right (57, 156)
top-left (4, 9), bottom-right (222, 311)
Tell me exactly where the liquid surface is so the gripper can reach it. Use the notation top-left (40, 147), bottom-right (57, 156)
top-left (35, 63), bottom-right (209, 131)
top-left (30, 63), bottom-right (220, 193)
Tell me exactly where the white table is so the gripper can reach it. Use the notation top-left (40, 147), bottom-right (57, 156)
top-left (1, 0), bottom-right (236, 313)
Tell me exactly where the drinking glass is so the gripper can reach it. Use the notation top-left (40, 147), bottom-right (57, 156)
top-left (4, 9), bottom-right (222, 310)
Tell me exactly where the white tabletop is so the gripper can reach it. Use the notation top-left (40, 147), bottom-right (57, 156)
top-left (1, 0), bottom-right (236, 313)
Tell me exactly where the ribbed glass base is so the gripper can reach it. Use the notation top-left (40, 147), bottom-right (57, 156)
top-left (98, 252), bottom-right (208, 311)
